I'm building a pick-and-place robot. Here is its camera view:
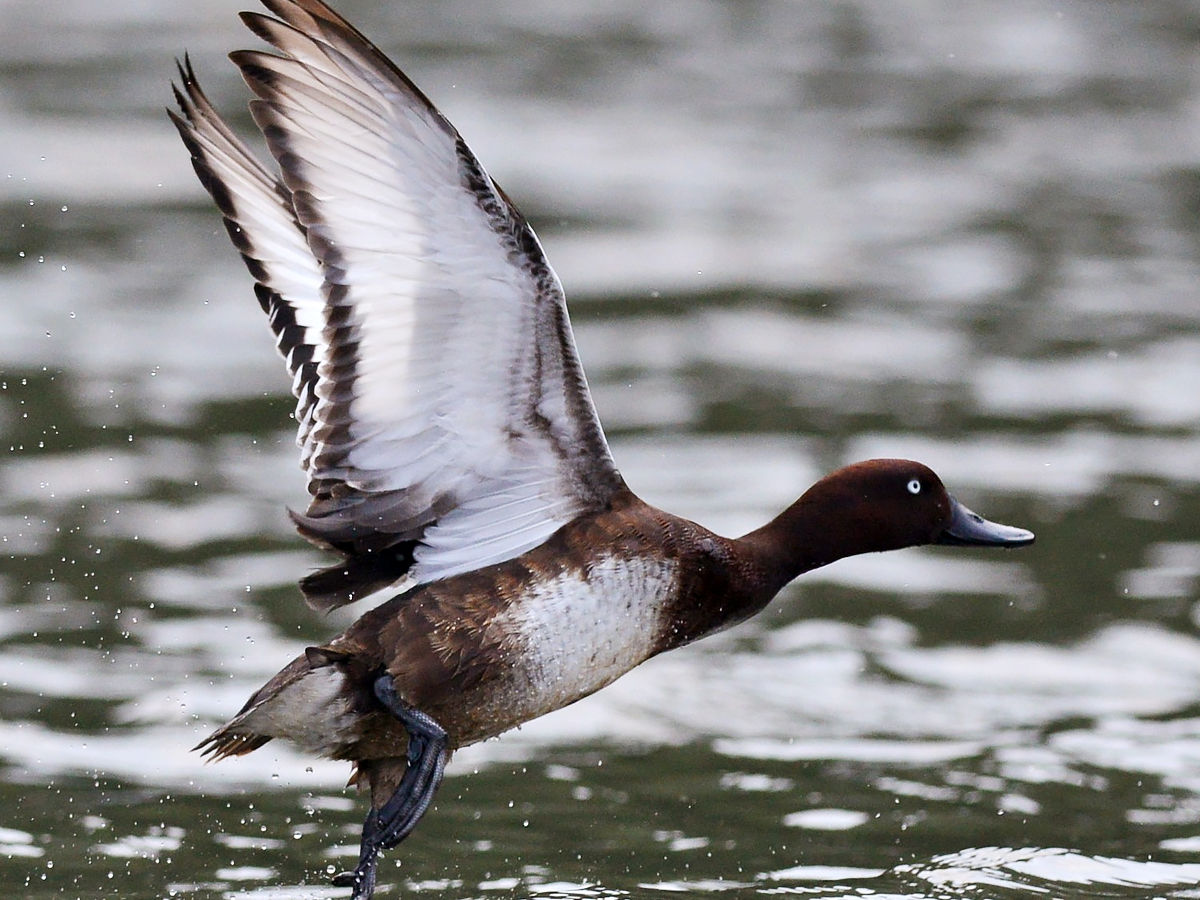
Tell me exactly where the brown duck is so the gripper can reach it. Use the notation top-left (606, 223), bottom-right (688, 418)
top-left (170, 1), bottom-right (1035, 897)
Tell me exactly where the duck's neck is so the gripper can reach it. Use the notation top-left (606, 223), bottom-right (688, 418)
top-left (660, 497), bottom-right (838, 651)
top-left (736, 493), bottom-right (851, 598)
top-left (652, 494), bottom-right (854, 655)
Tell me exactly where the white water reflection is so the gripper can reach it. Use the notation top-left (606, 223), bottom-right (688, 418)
top-left (759, 863), bottom-right (883, 882)
top-left (976, 340), bottom-right (1200, 427)
top-left (902, 846), bottom-right (1200, 893)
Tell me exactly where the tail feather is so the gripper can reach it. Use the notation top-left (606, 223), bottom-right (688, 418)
top-left (194, 727), bottom-right (273, 761)
top-left (191, 651), bottom-right (361, 762)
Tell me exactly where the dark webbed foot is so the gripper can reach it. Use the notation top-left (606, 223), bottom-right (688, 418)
top-left (333, 675), bottom-right (449, 899)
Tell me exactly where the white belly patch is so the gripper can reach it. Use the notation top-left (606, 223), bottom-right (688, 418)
top-left (495, 554), bottom-right (677, 716)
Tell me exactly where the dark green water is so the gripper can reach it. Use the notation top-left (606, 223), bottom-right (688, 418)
top-left (5, 1), bottom-right (1200, 898)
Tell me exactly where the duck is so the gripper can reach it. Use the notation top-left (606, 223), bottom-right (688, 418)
top-left (170, 1), bottom-right (1035, 897)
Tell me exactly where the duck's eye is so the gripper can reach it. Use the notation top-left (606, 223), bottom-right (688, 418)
top-left (906, 478), bottom-right (922, 495)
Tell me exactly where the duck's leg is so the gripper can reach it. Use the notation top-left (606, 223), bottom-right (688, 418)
top-left (333, 675), bottom-right (449, 899)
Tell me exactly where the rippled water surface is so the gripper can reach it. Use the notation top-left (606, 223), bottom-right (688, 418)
top-left (5, 1), bottom-right (1200, 897)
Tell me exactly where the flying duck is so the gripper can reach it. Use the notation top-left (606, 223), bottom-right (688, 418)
top-left (170, 1), bottom-right (1035, 896)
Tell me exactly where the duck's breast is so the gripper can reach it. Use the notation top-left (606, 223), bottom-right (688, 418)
top-left (448, 552), bottom-right (678, 739)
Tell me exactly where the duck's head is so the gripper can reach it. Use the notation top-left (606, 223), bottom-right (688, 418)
top-left (799, 458), bottom-right (1035, 558)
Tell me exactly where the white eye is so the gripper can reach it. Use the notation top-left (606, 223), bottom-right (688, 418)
top-left (906, 478), bottom-right (922, 495)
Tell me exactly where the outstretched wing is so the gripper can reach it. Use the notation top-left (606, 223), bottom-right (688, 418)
top-left (172, 0), bottom-right (623, 608)
top-left (170, 56), bottom-right (327, 478)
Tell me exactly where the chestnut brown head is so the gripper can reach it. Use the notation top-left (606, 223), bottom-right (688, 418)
top-left (798, 458), bottom-right (1034, 558)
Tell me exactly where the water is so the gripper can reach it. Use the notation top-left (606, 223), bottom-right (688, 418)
top-left (4, 0), bottom-right (1200, 897)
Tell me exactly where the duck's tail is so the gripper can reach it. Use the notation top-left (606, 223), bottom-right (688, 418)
top-left (194, 727), bottom-right (272, 761)
top-left (193, 648), bottom-right (360, 761)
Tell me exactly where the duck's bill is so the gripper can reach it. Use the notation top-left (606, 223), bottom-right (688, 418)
top-left (937, 497), bottom-right (1035, 547)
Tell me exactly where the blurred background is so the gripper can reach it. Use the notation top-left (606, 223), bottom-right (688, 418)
top-left (3, 0), bottom-right (1200, 897)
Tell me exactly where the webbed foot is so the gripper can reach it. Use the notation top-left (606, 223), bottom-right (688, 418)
top-left (333, 675), bottom-right (449, 899)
